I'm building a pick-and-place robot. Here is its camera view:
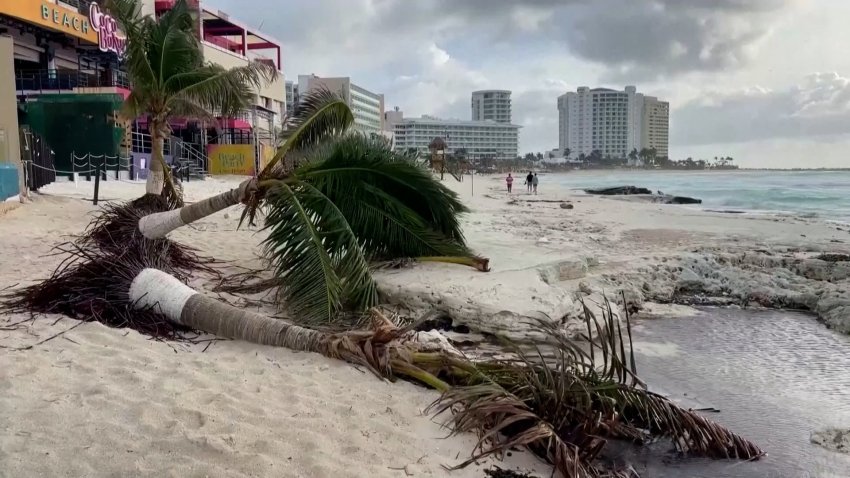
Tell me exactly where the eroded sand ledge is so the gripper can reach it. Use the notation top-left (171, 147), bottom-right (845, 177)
top-left (376, 175), bottom-right (850, 338)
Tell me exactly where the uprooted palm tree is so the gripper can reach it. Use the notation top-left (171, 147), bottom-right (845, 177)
top-left (106, 0), bottom-right (277, 205)
top-left (1, 235), bottom-right (764, 477)
top-left (88, 89), bottom-right (486, 324)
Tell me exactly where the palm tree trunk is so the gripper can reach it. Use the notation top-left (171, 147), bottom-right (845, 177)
top-left (138, 178), bottom-right (255, 238)
top-left (128, 268), bottom-right (326, 351)
top-left (147, 124), bottom-right (166, 195)
top-left (417, 256), bottom-right (490, 272)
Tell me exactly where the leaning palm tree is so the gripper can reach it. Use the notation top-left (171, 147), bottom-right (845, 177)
top-left (96, 90), bottom-right (485, 324)
top-left (106, 0), bottom-right (277, 205)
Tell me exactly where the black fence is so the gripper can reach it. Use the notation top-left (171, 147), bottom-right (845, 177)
top-left (20, 128), bottom-right (56, 191)
top-left (15, 69), bottom-right (130, 93)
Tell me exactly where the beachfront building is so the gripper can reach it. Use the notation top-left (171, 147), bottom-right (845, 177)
top-left (285, 80), bottom-right (298, 117)
top-left (0, 0), bottom-right (287, 199)
top-left (557, 86), bottom-right (669, 159)
top-left (150, 0), bottom-right (285, 138)
top-left (1, 0), bottom-right (134, 200)
top-left (387, 110), bottom-right (520, 161)
top-left (139, 0), bottom-right (285, 178)
top-left (643, 96), bottom-right (670, 158)
top-left (471, 90), bottom-right (512, 124)
top-left (297, 75), bottom-right (385, 134)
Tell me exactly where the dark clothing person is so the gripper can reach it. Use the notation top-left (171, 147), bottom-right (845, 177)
top-left (526, 172), bottom-right (534, 192)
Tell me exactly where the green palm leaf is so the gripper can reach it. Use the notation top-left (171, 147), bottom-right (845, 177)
top-left (264, 88), bottom-right (354, 177)
top-left (166, 63), bottom-right (276, 117)
top-left (263, 181), bottom-right (377, 325)
top-left (241, 88), bottom-right (353, 227)
top-left (297, 134), bottom-right (471, 259)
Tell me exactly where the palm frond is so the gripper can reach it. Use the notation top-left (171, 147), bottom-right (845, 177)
top-left (241, 88), bottom-right (354, 226)
top-left (166, 62), bottom-right (277, 117)
top-left (152, 11), bottom-right (202, 86)
top-left (425, 299), bottom-right (764, 475)
top-left (296, 134), bottom-right (471, 258)
top-left (262, 180), bottom-right (377, 325)
top-left (264, 88), bottom-right (354, 177)
top-left (107, 0), bottom-right (156, 93)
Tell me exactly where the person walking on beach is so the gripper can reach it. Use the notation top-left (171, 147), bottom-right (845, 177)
top-left (506, 173), bottom-right (514, 193)
top-left (532, 173), bottom-right (539, 195)
top-left (525, 171), bottom-right (534, 192)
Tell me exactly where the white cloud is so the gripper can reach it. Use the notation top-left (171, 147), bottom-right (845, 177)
top-left (673, 72), bottom-right (850, 146)
top-left (202, 0), bottom-right (849, 165)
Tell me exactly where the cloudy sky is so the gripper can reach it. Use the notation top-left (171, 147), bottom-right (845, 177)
top-left (207, 0), bottom-right (850, 168)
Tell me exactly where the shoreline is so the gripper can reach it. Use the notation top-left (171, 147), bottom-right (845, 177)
top-left (1, 173), bottom-right (848, 475)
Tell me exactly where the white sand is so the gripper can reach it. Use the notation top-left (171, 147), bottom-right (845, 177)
top-left (1, 173), bottom-right (847, 476)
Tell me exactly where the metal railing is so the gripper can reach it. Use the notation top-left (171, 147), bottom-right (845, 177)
top-left (130, 131), bottom-right (208, 178)
top-left (15, 69), bottom-right (130, 94)
top-left (57, 0), bottom-right (96, 12)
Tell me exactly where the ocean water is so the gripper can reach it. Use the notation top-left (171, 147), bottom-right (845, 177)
top-left (625, 308), bottom-right (850, 478)
top-left (553, 170), bottom-right (850, 223)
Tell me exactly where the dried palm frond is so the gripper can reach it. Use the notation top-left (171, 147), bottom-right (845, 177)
top-left (423, 298), bottom-right (764, 477)
top-left (0, 241), bottom-right (185, 339)
top-left (78, 194), bottom-right (219, 278)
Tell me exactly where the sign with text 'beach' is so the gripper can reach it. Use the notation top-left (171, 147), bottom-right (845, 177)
top-left (1, 0), bottom-right (98, 44)
top-left (207, 144), bottom-right (255, 176)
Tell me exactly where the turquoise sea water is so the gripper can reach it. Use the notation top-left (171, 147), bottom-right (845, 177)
top-left (554, 170), bottom-right (850, 223)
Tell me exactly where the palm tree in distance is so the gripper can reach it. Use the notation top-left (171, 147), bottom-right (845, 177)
top-left (107, 0), bottom-right (277, 205)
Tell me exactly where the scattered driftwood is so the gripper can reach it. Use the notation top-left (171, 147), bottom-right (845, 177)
top-left (585, 186), bottom-right (652, 195)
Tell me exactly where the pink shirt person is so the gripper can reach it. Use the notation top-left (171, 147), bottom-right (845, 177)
top-left (505, 174), bottom-right (514, 193)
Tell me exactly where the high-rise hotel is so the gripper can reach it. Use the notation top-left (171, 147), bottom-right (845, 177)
top-left (557, 86), bottom-right (669, 159)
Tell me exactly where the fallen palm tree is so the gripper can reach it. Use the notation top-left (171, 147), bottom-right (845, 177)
top-left (81, 90), bottom-right (487, 325)
top-left (2, 237), bottom-right (764, 477)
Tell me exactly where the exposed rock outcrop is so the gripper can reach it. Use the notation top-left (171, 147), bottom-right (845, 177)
top-left (812, 428), bottom-right (850, 455)
top-left (585, 186), bottom-right (652, 195)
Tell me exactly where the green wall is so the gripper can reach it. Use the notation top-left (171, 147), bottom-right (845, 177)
top-left (21, 94), bottom-right (124, 174)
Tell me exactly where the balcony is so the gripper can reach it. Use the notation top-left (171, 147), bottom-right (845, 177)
top-left (57, 0), bottom-right (96, 11)
top-left (15, 69), bottom-right (130, 95)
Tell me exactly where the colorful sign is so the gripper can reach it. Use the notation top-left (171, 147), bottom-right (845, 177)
top-left (89, 3), bottom-right (126, 58)
top-left (207, 144), bottom-right (256, 176)
top-left (259, 142), bottom-right (276, 171)
top-left (0, 0), bottom-right (98, 43)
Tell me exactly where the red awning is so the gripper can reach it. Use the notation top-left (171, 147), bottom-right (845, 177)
top-left (216, 118), bottom-right (252, 130)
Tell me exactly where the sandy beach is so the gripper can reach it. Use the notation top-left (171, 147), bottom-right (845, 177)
top-left (2, 172), bottom-right (848, 477)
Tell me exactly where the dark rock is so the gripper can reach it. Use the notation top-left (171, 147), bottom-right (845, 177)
top-left (560, 203), bottom-right (574, 209)
top-left (485, 467), bottom-right (539, 478)
top-left (816, 253), bottom-right (850, 262)
top-left (584, 186), bottom-right (652, 195)
top-left (665, 196), bottom-right (702, 205)
top-left (413, 311), bottom-right (454, 331)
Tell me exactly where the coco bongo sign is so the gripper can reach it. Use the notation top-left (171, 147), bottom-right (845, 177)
top-left (89, 3), bottom-right (127, 58)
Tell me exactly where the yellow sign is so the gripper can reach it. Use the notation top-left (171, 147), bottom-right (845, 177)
top-left (207, 144), bottom-right (255, 176)
top-left (0, 0), bottom-right (98, 43)
top-left (259, 142), bottom-right (276, 171)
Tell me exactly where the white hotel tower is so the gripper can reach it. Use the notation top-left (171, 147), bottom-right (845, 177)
top-left (557, 86), bottom-right (669, 159)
